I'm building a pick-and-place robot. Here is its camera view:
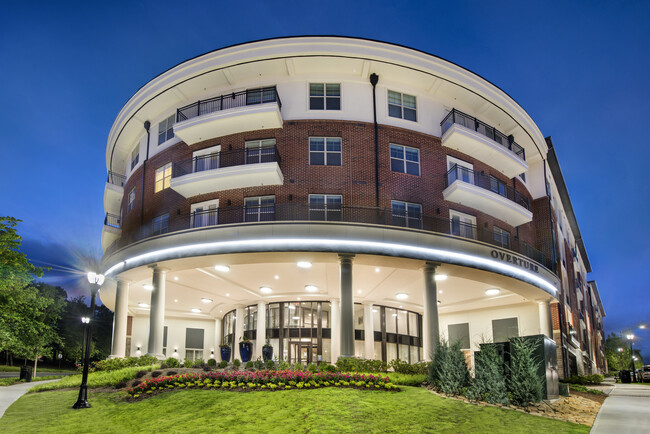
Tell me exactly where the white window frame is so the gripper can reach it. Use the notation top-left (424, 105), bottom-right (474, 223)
top-left (154, 162), bottom-right (172, 193)
top-left (127, 187), bottom-right (135, 212)
top-left (449, 210), bottom-right (477, 239)
top-left (309, 83), bottom-right (341, 110)
top-left (308, 194), bottom-right (342, 221)
top-left (244, 196), bottom-right (275, 222)
top-left (192, 145), bottom-right (220, 173)
top-left (131, 146), bottom-right (139, 171)
top-left (190, 199), bottom-right (219, 228)
top-left (391, 200), bottom-right (422, 229)
top-left (390, 144), bottom-right (420, 176)
top-left (245, 139), bottom-right (276, 164)
top-left (158, 114), bottom-right (175, 146)
top-left (152, 213), bottom-right (169, 235)
top-left (309, 137), bottom-right (342, 166)
top-left (387, 90), bottom-right (417, 122)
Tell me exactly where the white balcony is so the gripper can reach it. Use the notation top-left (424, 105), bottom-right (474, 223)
top-left (103, 182), bottom-right (123, 215)
top-left (102, 224), bottom-right (121, 251)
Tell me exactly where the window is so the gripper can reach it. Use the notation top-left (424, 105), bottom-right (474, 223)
top-left (152, 214), bottom-right (169, 235)
top-left (390, 144), bottom-right (420, 175)
top-left (154, 163), bottom-right (172, 192)
top-left (131, 146), bottom-right (139, 170)
top-left (193, 146), bottom-right (220, 173)
top-left (158, 115), bottom-right (174, 145)
top-left (309, 194), bottom-right (342, 221)
top-left (450, 210), bottom-right (477, 239)
top-left (162, 326), bottom-right (168, 357)
top-left (191, 199), bottom-right (218, 228)
top-left (185, 328), bottom-right (204, 362)
top-left (246, 87), bottom-right (276, 105)
top-left (309, 137), bottom-right (342, 166)
top-left (391, 200), bottom-right (422, 229)
top-left (246, 139), bottom-right (276, 164)
top-left (490, 176), bottom-right (508, 197)
top-left (309, 83), bottom-right (340, 110)
top-left (127, 187), bottom-right (135, 212)
top-left (388, 90), bottom-right (416, 121)
top-left (245, 196), bottom-right (275, 222)
top-left (519, 172), bottom-right (526, 183)
top-left (493, 227), bottom-right (510, 248)
top-left (492, 318), bottom-right (519, 342)
top-left (448, 323), bottom-right (470, 350)
top-left (446, 156), bottom-right (473, 184)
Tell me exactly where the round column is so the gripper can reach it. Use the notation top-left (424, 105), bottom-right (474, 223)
top-left (256, 301), bottom-right (267, 360)
top-left (234, 306), bottom-right (245, 360)
top-left (214, 318), bottom-right (222, 355)
top-left (339, 254), bottom-right (355, 359)
top-left (147, 266), bottom-right (167, 358)
top-left (538, 300), bottom-right (553, 338)
top-left (111, 279), bottom-right (130, 358)
top-left (331, 299), bottom-right (340, 362)
top-left (422, 262), bottom-right (440, 361)
top-left (363, 302), bottom-right (375, 359)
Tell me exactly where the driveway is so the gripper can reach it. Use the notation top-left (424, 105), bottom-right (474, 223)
top-left (591, 382), bottom-right (650, 433)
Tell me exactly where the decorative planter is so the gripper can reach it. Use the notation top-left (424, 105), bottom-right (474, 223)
top-left (239, 342), bottom-right (253, 363)
top-left (220, 346), bottom-right (231, 362)
top-left (262, 345), bottom-right (274, 362)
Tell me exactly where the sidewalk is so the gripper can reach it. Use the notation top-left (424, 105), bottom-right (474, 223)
top-left (0, 379), bottom-right (59, 419)
top-left (591, 382), bottom-right (650, 433)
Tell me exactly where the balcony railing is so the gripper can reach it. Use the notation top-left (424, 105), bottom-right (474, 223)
top-left (107, 171), bottom-right (126, 187)
top-left (104, 213), bottom-right (121, 229)
top-left (441, 109), bottom-right (525, 161)
top-left (172, 146), bottom-right (281, 178)
top-left (104, 204), bottom-right (554, 271)
top-left (176, 86), bottom-right (281, 123)
top-left (446, 164), bottom-right (530, 210)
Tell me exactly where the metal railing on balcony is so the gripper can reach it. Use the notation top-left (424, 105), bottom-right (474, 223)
top-left (176, 86), bottom-right (281, 123)
top-left (446, 164), bottom-right (530, 210)
top-left (172, 146), bottom-right (281, 178)
top-left (107, 171), bottom-right (126, 187)
top-left (104, 203), bottom-right (554, 271)
top-left (441, 109), bottom-right (525, 161)
top-left (104, 213), bottom-right (121, 229)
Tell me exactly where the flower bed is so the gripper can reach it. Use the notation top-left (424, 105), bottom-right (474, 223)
top-left (127, 370), bottom-right (399, 400)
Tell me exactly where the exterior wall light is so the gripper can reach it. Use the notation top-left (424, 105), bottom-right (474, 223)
top-left (305, 285), bottom-right (318, 292)
top-left (297, 261), bottom-right (312, 269)
top-left (396, 293), bottom-right (408, 300)
top-left (260, 287), bottom-right (272, 294)
top-left (485, 288), bottom-right (501, 296)
top-left (214, 265), bottom-right (230, 272)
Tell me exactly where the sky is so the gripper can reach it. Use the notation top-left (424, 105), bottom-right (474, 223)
top-left (1, 1), bottom-right (648, 358)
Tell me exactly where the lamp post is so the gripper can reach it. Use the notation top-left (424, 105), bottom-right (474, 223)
top-left (73, 272), bottom-right (104, 409)
top-left (79, 316), bottom-right (89, 368)
top-left (626, 333), bottom-right (636, 383)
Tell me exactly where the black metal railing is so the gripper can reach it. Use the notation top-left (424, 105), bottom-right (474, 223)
top-left (104, 213), bottom-right (121, 229)
top-left (107, 171), bottom-right (126, 187)
top-left (176, 86), bottom-right (281, 122)
top-left (446, 164), bottom-right (530, 210)
top-left (104, 203), bottom-right (554, 271)
top-left (172, 146), bottom-right (281, 178)
top-left (441, 109), bottom-right (525, 161)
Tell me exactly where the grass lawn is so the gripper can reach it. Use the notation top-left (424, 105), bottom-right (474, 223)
top-left (0, 365), bottom-right (76, 373)
top-left (28, 365), bottom-right (159, 392)
top-left (0, 375), bottom-right (63, 387)
top-left (0, 387), bottom-right (589, 433)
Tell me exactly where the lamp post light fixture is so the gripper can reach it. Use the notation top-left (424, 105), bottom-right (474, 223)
top-left (626, 333), bottom-right (636, 383)
top-left (73, 272), bottom-right (104, 409)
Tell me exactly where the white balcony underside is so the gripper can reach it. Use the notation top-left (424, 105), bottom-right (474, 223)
top-left (103, 182), bottom-right (123, 215)
top-left (170, 162), bottom-right (284, 198)
top-left (173, 103), bottom-right (283, 146)
top-left (441, 124), bottom-right (528, 178)
top-left (102, 225), bottom-right (121, 251)
top-left (443, 180), bottom-right (533, 227)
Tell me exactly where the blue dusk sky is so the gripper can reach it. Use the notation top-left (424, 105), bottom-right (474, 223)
top-left (1, 1), bottom-right (648, 357)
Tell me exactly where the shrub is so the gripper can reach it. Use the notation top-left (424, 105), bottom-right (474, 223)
top-left (151, 371), bottom-right (162, 378)
top-left (277, 361), bottom-right (289, 370)
top-left (245, 361), bottom-right (254, 369)
top-left (562, 374), bottom-right (604, 385)
top-left (219, 361), bottom-right (228, 369)
top-left (307, 363), bottom-right (318, 373)
top-left (389, 359), bottom-right (430, 375)
top-left (559, 383), bottom-right (569, 396)
top-left (255, 358), bottom-right (265, 370)
top-left (135, 370), bottom-right (147, 379)
top-left (319, 363), bottom-right (338, 373)
top-left (436, 340), bottom-right (470, 396)
top-left (192, 359), bottom-right (205, 368)
top-left (388, 373), bottom-right (427, 386)
top-left (294, 363), bottom-right (304, 372)
top-left (131, 379), bottom-right (142, 387)
top-left (466, 343), bottom-right (508, 405)
top-left (182, 358), bottom-right (193, 368)
top-left (164, 357), bottom-right (180, 368)
top-left (114, 381), bottom-right (127, 389)
top-left (160, 363), bottom-right (168, 369)
top-left (507, 337), bottom-right (543, 406)
top-left (207, 358), bottom-right (217, 367)
top-left (336, 358), bottom-right (388, 373)
top-left (167, 370), bottom-right (177, 376)
top-left (233, 359), bottom-right (241, 368)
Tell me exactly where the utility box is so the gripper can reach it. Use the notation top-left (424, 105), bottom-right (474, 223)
top-left (20, 365), bottom-right (33, 382)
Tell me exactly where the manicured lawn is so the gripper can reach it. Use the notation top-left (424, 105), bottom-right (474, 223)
top-left (0, 387), bottom-right (589, 433)
top-left (0, 375), bottom-right (63, 387)
top-left (0, 365), bottom-right (76, 372)
top-left (29, 365), bottom-right (159, 392)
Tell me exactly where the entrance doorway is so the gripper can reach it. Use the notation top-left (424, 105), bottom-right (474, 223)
top-left (289, 341), bottom-right (318, 365)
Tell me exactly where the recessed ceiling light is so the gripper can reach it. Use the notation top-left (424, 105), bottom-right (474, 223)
top-left (297, 297), bottom-right (301, 300)
top-left (174, 299), bottom-right (178, 303)
top-left (372, 309), bottom-right (378, 313)
top-left (173, 276), bottom-right (178, 281)
top-left (138, 303), bottom-right (149, 308)
top-left (399, 305), bottom-right (403, 308)
top-left (225, 293), bottom-right (230, 297)
top-left (392, 313), bottom-right (398, 317)
top-left (485, 288), bottom-right (501, 296)
top-left (435, 274), bottom-right (448, 281)
top-left (260, 287), bottom-right (272, 294)
top-left (357, 290), bottom-right (362, 294)
top-left (191, 308), bottom-right (201, 313)
top-left (305, 285), bottom-right (318, 292)
top-left (438, 290), bottom-right (443, 294)
top-left (396, 293), bottom-right (408, 300)
top-left (143, 284), bottom-right (153, 290)
top-left (274, 275), bottom-right (279, 280)
top-left (375, 268), bottom-right (380, 272)
top-left (292, 316), bottom-right (300, 320)
top-left (219, 310), bottom-right (222, 313)
top-left (214, 265), bottom-right (230, 272)
top-left (297, 261), bottom-right (312, 269)
top-left (201, 298), bottom-right (212, 303)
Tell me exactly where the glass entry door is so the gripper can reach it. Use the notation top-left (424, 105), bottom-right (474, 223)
top-left (289, 342), bottom-right (317, 365)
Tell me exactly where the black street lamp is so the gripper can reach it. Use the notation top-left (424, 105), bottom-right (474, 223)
top-left (626, 333), bottom-right (636, 383)
top-left (72, 272), bottom-right (104, 409)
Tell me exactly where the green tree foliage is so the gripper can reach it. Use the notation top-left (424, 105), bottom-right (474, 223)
top-left (58, 297), bottom-right (114, 363)
top-left (605, 333), bottom-right (643, 371)
top-left (507, 338), bottom-right (543, 406)
top-left (0, 217), bottom-right (43, 290)
top-left (429, 339), bottom-right (470, 395)
top-left (467, 343), bottom-right (509, 405)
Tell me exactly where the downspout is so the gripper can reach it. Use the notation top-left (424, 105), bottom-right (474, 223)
top-left (140, 121), bottom-right (151, 226)
top-left (370, 73), bottom-right (380, 208)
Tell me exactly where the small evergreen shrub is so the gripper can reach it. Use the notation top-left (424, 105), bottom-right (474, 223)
top-left (294, 363), bottom-right (304, 372)
top-left (182, 358), bottom-right (193, 368)
top-left (562, 374), bottom-right (604, 385)
top-left (559, 382), bottom-right (569, 396)
top-left (192, 359), bottom-right (205, 368)
top-left (164, 357), bottom-right (180, 368)
top-left (135, 370), bottom-right (147, 379)
top-left (466, 343), bottom-right (508, 405)
top-left (151, 371), bottom-right (162, 378)
top-left (254, 358), bottom-right (265, 370)
top-left (131, 379), bottom-right (142, 387)
top-left (336, 358), bottom-right (388, 373)
top-left (277, 361), bottom-right (290, 370)
top-left (167, 370), bottom-right (177, 376)
top-left (114, 381), bottom-right (127, 389)
top-left (233, 359), bottom-right (241, 368)
top-left (507, 337), bottom-right (543, 407)
top-left (436, 340), bottom-right (470, 396)
top-left (307, 363), bottom-right (318, 373)
top-left (207, 358), bottom-right (217, 367)
top-left (219, 361), bottom-right (228, 369)
top-left (203, 365), bottom-right (212, 372)
top-left (160, 363), bottom-right (168, 369)
top-left (319, 363), bottom-right (338, 373)
top-left (245, 361), bottom-right (254, 369)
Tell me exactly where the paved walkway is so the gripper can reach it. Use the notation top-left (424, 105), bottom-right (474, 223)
top-left (591, 382), bottom-right (650, 433)
top-left (0, 379), bottom-right (59, 419)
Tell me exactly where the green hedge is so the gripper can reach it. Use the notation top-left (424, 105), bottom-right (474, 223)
top-left (561, 374), bottom-right (604, 385)
top-left (90, 355), bottom-right (158, 372)
top-left (335, 358), bottom-right (388, 373)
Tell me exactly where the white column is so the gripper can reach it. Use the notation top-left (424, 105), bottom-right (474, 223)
top-left (331, 299), bottom-right (341, 362)
top-left (539, 300), bottom-right (553, 338)
top-left (256, 301), bottom-right (266, 361)
top-left (339, 254), bottom-right (355, 359)
top-left (214, 318), bottom-right (222, 357)
top-left (234, 306), bottom-right (245, 361)
top-left (363, 303), bottom-right (375, 359)
top-left (111, 279), bottom-right (129, 358)
top-left (147, 266), bottom-right (166, 358)
top-left (422, 262), bottom-right (440, 361)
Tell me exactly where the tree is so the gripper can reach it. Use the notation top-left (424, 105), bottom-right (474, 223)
top-left (58, 297), bottom-right (114, 364)
top-left (0, 217), bottom-right (43, 290)
top-left (606, 333), bottom-right (644, 371)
